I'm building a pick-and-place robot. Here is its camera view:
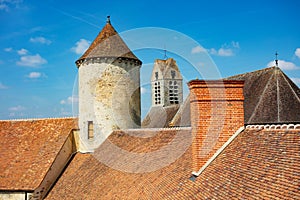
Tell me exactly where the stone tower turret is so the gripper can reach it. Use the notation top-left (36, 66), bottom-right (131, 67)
top-left (151, 58), bottom-right (183, 107)
top-left (76, 17), bottom-right (142, 152)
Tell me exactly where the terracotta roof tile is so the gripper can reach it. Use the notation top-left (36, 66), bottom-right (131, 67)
top-left (76, 21), bottom-right (141, 67)
top-left (0, 118), bottom-right (78, 191)
top-left (46, 128), bottom-right (300, 199)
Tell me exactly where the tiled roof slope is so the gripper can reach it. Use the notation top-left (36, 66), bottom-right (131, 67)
top-left (226, 67), bottom-right (300, 124)
top-left (0, 118), bottom-right (78, 191)
top-left (46, 128), bottom-right (300, 199)
top-left (141, 105), bottom-right (180, 128)
top-left (76, 20), bottom-right (141, 66)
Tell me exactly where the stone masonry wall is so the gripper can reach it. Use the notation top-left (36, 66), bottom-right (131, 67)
top-left (78, 58), bottom-right (141, 152)
top-left (188, 80), bottom-right (244, 172)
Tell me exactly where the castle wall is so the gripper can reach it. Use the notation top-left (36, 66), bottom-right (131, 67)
top-left (78, 58), bottom-right (141, 152)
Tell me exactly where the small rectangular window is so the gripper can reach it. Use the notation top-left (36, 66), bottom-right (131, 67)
top-left (171, 70), bottom-right (176, 79)
top-left (88, 121), bottom-right (94, 139)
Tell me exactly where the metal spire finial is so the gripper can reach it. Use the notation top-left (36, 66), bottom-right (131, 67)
top-left (163, 45), bottom-right (168, 60)
top-left (275, 51), bottom-right (279, 68)
top-left (106, 16), bottom-right (111, 24)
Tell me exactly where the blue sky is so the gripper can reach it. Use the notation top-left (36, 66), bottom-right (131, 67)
top-left (0, 0), bottom-right (300, 119)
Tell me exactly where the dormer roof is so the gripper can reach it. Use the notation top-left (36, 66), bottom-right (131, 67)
top-left (76, 17), bottom-right (141, 67)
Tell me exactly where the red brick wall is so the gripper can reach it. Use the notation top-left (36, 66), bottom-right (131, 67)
top-left (188, 80), bottom-right (244, 172)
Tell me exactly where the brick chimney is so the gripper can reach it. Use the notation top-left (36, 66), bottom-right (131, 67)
top-left (188, 80), bottom-right (244, 172)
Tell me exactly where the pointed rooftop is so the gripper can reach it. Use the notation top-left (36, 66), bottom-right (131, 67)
top-left (76, 16), bottom-right (141, 67)
top-left (226, 66), bottom-right (300, 124)
top-left (154, 58), bottom-right (180, 75)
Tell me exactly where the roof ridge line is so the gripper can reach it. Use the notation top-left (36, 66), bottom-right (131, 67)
top-left (276, 69), bottom-right (281, 122)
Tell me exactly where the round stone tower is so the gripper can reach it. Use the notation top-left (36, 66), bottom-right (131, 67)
top-left (76, 16), bottom-right (142, 152)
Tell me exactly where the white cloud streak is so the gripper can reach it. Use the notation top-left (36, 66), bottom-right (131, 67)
top-left (60, 96), bottom-right (78, 105)
top-left (71, 39), bottom-right (90, 55)
top-left (4, 47), bottom-right (13, 52)
top-left (204, 41), bottom-right (240, 57)
top-left (0, 82), bottom-right (8, 89)
top-left (0, 0), bottom-right (22, 11)
top-left (211, 48), bottom-right (234, 56)
top-left (267, 60), bottom-right (299, 70)
top-left (17, 54), bottom-right (47, 67)
top-left (17, 48), bottom-right (28, 55)
top-left (9, 105), bottom-right (25, 111)
top-left (140, 87), bottom-right (147, 94)
top-left (30, 36), bottom-right (51, 45)
top-left (291, 77), bottom-right (300, 85)
top-left (191, 46), bottom-right (206, 54)
top-left (27, 72), bottom-right (41, 78)
top-left (295, 48), bottom-right (300, 59)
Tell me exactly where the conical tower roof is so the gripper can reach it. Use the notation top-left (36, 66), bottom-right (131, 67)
top-left (226, 66), bottom-right (300, 124)
top-left (76, 16), bottom-right (141, 67)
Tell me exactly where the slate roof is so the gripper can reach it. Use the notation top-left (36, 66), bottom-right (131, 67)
top-left (226, 66), bottom-right (300, 124)
top-left (46, 127), bottom-right (300, 199)
top-left (0, 118), bottom-right (77, 191)
top-left (142, 105), bottom-right (180, 128)
top-left (76, 18), bottom-right (141, 67)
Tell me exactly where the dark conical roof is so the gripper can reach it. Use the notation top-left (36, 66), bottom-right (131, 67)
top-left (226, 66), bottom-right (300, 124)
top-left (76, 17), bottom-right (141, 67)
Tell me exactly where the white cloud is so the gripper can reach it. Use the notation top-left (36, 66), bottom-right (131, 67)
top-left (27, 72), bottom-right (41, 78)
top-left (60, 96), bottom-right (78, 105)
top-left (295, 48), bottom-right (300, 59)
top-left (60, 100), bottom-right (67, 105)
top-left (141, 87), bottom-right (147, 94)
top-left (71, 39), bottom-right (90, 55)
top-left (209, 48), bottom-right (217, 55)
top-left (291, 78), bottom-right (300, 85)
top-left (231, 41), bottom-right (240, 48)
top-left (218, 48), bottom-right (234, 56)
top-left (17, 48), bottom-right (28, 55)
top-left (9, 105), bottom-right (25, 111)
top-left (0, 3), bottom-right (9, 11)
top-left (17, 54), bottom-right (47, 67)
top-left (30, 36), bottom-right (51, 45)
top-left (267, 60), bottom-right (299, 70)
top-left (0, 82), bottom-right (8, 89)
top-left (4, 47), bottom-right (12, 52)
top-left (209, 41), bottom-right (239, 57)
top-left (191, 46), bottom-right (206, 54)
top-left (0, 0), bottom-right (22, 11)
